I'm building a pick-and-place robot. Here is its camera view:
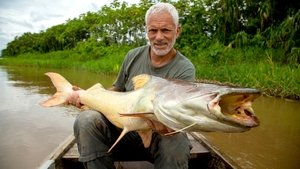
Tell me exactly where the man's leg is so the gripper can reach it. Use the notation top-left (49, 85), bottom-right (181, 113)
top-left (151, 133), bottom-right (192, 169)
top-left (73, 110), bottom-right (150, 169)
top-left (73, 110), bottom-right (117, 169)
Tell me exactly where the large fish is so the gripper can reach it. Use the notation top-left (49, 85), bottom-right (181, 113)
top-left (41, 72), bottom-right (261, 152)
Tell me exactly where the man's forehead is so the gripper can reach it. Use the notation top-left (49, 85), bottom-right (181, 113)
top-left (146, 12), bottom-right (176, 28)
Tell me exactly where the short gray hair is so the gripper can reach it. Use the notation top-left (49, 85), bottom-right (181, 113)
top-left (145, 2), bottom-right (179, 27)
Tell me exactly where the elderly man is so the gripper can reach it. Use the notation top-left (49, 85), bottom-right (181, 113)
top-left (70, 2), bottom-right (195, 169)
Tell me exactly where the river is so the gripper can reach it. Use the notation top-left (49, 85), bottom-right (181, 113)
top-left (0, 65), bottom-right (299, 169)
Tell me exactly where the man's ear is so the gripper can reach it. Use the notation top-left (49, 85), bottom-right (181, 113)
top-left (176, 26), bottom-right (181, 38)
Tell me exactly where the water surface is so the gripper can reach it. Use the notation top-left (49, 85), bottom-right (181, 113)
top-left (0, 65), bottom-right (299, 169)
top-left (201, 93), bottom-right (300, 169)
top-left (0, 65), bottom-right (115, 169)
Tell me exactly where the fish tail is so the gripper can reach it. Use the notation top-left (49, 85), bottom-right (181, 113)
top-left (40, 72), bottom-right (73, 107)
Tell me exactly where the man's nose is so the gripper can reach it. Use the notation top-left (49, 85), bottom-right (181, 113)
top-left (155, 30), bottom-right (164, 40)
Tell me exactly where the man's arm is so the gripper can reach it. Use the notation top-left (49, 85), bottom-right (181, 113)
top-left (66, 85), bottom-right (123, 108)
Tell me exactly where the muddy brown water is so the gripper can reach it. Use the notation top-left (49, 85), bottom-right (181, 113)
top-left (0, 65), bottom-right (299, 169)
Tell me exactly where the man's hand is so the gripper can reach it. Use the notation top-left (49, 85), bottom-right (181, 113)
top-left (65, 85), bottom-right (121, 108)
top-left (65, 86), bottom-right (83, 108)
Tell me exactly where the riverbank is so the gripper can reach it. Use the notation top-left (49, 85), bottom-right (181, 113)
top-left (0, 45), bottom-right (299, 100)
top-left (1, 64), bottom-right (299, 169)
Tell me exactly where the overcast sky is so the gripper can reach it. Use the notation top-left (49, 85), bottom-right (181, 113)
top-left (0, 0), bottom-right (140, 53)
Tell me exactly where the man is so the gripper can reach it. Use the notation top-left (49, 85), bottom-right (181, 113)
top-left (70, 2), bottom-right (195, 169)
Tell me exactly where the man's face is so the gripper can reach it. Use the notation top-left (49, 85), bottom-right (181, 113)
top-left (146, 12), bottom-right (180, 56)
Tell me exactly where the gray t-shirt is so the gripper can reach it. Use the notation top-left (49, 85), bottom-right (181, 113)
top-left (113, 45), bottom-right (195, 91)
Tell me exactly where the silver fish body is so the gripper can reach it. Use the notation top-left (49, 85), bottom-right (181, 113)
top-left (41, 73), bottom-right (261, 152)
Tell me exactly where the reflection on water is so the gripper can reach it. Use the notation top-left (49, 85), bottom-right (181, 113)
top-left (202, 96), bottom-right (300, 169)
top-left (0, 65), bottom-right (115, 169)
top-left (0, 65), bottom-right (299, 169)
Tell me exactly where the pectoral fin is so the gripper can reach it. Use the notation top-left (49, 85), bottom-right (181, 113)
top-left (119, 112), bottom-right (155, 117)
top-left (137, 130), bottom-right (153, 148)
top-left (108, 128), bottom-right (129, 153)
top-left (107, 127), bottom-right (153, 152)
top-left (119, 112), bottom-right (174, 135)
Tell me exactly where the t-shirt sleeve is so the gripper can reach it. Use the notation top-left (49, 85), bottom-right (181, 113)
top-left (178, 64), bottom-right (195, 81)
top-left (173, 56), bottom-right (195, 82)
top-left (112, 53), bottom-right (130, 91)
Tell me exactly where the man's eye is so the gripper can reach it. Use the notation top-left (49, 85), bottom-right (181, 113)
top-left (162, 29), bottom-right (171, 33)
top-left (149, 29), bottom-right (157, 33)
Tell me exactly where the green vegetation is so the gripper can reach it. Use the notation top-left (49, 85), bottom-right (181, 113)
top-left (0, 0), bottom-right (299, 99)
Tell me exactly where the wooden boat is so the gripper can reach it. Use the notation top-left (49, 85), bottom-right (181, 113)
top-left (38, 132), bottom-right (242, 169)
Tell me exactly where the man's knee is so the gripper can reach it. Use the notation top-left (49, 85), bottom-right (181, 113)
top-left (73, 110), bottom-right (111, 139)
top-left (73, 110), bottom-right (114, 159)
top-left (154, 133), bottom-right (191, 159)
top-left (152, 133), bottom-right (191, 169)
top-left (74, 110), bottom-right (106, 128)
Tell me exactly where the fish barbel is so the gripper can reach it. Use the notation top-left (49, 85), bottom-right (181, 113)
top-left (41, 72), bottom-right (261, 152)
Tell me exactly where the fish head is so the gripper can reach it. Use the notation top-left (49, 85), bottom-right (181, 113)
top-left (206, 88), bottom-right (261, 130)
top-left (154, 81), bottom-right (261, 133)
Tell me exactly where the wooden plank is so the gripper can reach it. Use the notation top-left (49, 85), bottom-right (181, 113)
top-left (37, 134), bottom-right (76, 169)
top-left (188, 133), bottom-right (210, 158)
top-left (115, 161), bottom-right (154, 169)
top-left (189, 132), bottom-right (242, 169)
top-left (63, 143), bottom-right (78, 159)
top-left (48, 135), bottom-right (75, 160)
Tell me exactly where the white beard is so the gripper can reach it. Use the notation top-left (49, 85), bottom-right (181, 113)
top-left (150, 37), bottom-right (176, 56)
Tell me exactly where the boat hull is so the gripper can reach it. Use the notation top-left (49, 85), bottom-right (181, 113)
top-left (37, 133), bottom-right (241, 169)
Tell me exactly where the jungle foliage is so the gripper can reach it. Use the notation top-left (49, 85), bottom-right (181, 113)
top-left (2, 0), bottom-right (299, 65)
top-left (0, 0), bottom-right (299, 99)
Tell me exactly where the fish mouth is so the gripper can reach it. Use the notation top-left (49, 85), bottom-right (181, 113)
top-left (208, 88), bottom-right (261, 129)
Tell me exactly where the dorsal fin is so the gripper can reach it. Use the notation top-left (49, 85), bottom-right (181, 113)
top-left (132, 74), bottom-right (151, 90)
